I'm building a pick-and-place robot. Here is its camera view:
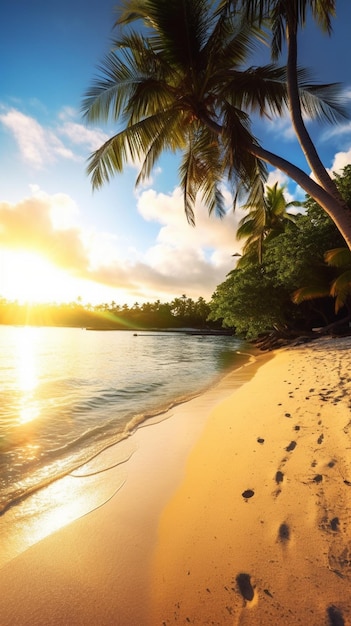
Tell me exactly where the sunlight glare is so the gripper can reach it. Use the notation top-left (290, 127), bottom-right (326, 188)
top-left (0, 250), bottom-right (76, 304)
top-left (14, 327), bottom-right (41, 425)
top-left (16, 327), bottom-right (38, 391)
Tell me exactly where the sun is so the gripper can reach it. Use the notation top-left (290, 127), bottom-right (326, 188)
top-left (0, 249), bottom-right (77, 304)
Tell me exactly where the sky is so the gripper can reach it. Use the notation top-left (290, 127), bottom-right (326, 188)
top-left (1, 1), bottom-right (351, 307)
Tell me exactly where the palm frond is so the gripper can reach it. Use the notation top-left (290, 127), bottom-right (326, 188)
top-left (298, 79), bottom-right (347, 123)
top-left (87, 110), bottom-right (184, 189)
top-left (292, 283), bottom-right (330, 304)
top-left (324, 247), bottom-right (351, 268)
top-left (179, 125), bottom-right (226, 223)
top-left (330, 270), bottom-right (351, 312)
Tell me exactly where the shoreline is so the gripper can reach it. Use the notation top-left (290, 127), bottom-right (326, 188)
top-left (0, 346), bottom-right (261, 571)
top-left (1, 338), bottom-right (351, 623)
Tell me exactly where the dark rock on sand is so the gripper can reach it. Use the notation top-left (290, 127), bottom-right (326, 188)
top-left (285, 441), bottom-right (297, 452)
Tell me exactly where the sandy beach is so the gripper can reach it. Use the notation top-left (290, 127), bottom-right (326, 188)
top-left (1, 337), bottom-right (351, 625)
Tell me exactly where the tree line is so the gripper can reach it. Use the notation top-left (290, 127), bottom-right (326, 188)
top-left (0, 295), bottom-right (221, 331)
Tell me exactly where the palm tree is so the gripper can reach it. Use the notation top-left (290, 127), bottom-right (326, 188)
top-left (82, 0), bottom-right (351, 247)
top-left (236, 182), bottom-right (301, 264)
top-left (293, 247), bottom-right (351, 314)
top-left (226, 1), bottom-right (349, 208)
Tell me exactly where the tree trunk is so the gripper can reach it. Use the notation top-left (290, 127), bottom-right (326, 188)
top-left (200, 111), bottom-right (351, 251)
top-left (248, 142), bottom-right (351, 250)
top-left (286, 22), bottom-right (348, 209)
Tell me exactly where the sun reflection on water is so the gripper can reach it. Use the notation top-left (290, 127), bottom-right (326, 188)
top-left (14, 327), bottom-right (41, 425)
top-left (15, 327), bottom-right (39, 390)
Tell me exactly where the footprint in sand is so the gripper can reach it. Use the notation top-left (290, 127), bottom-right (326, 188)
top-left (330, 517), bottom-right (340, 532)
top-left (242, 489), bottom-right (255, 500)
top-left (275, 470), bottom-right (284, 485)
top-left (278, 522), bottom-right (290, 542)
top-left (327, 605), bottom-right (345, 626)
top-left (236, 573), bottom-right (255, 601)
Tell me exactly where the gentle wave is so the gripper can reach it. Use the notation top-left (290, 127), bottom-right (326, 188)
top-left (0, 327), bottom-right (247, 515)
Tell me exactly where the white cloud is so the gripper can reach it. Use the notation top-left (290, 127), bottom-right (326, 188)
top-left (0, 109), bottom-right (77, 168)
top-left (0, 106), bottom-right (112, 168)
top-left (321, 121), bottom-right (351, 142)
top-left (131, 186), bottom-right (243, 297)
top-left (0, 185), bottom-right (244, 303)
top-left (58, 121), bottom-right (109, 151)
top-left (328, 148), bottom-right (351, 174)
top-left (270, 114), bottom-right (295, 140)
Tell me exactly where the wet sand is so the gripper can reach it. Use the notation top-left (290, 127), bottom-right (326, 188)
top-left (1, 338), bottom-right (351, 624)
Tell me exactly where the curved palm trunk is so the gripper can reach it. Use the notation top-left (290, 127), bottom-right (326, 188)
top-left (286, 22), bottom-right (348, 208)
top-left (199, 111), bottom-right (351, 250)
top-left (249, 142), bottom-right (351, 250)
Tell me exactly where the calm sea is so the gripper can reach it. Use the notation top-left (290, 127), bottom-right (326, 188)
top-left (0, 326), bottom-right (247, 518)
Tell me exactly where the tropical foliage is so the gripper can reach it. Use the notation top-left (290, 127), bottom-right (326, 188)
top-left (82, 0), bottom-right (351, 248)
top-left (209, 166), bottom-right (351, 338)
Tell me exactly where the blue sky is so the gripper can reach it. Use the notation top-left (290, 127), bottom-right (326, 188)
top-left (1, 1), bottom-right (351, 306)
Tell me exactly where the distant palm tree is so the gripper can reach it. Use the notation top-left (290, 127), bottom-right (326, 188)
top-left (236, 182), bottom-right (301, 264)
top-left (82, 0), bottom-right (349, 245)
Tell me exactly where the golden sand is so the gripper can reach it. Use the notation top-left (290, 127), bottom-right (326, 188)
top-left (1, 338), bottom-right (351, 625)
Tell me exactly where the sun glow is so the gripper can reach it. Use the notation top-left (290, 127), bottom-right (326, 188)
top-left (0, 249), bottom-right (81, 304)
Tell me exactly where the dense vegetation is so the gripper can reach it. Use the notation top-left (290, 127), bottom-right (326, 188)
top-left (209, 166), bottom-right (351, 342)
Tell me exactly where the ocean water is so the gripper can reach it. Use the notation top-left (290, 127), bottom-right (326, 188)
top-left (0, 326), bottom-right (247, 518)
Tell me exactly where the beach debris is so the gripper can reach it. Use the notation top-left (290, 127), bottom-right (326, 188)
top-left (285, 412), bottom-right (292, 418)
top-left (275, 470), bottom-right (284, 485)
top-left (317, 433), bottom-right (324, 444)
top-left (257, 437), bottom-right (265, 444)
top-left (327, 604), bottom-right (345, 626)
top-left (236, 573), bottom-right (254, 601)
top-left (263, 588), bottom-right (273, 598)
top-left (313, 474), bottom-right (323, 483)
top-left (241, 489), bottom-right (255, 499)
top-left (278, 522), bottom-right (290, 542)
top-left (285, 440), bottom-right (297, 452)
